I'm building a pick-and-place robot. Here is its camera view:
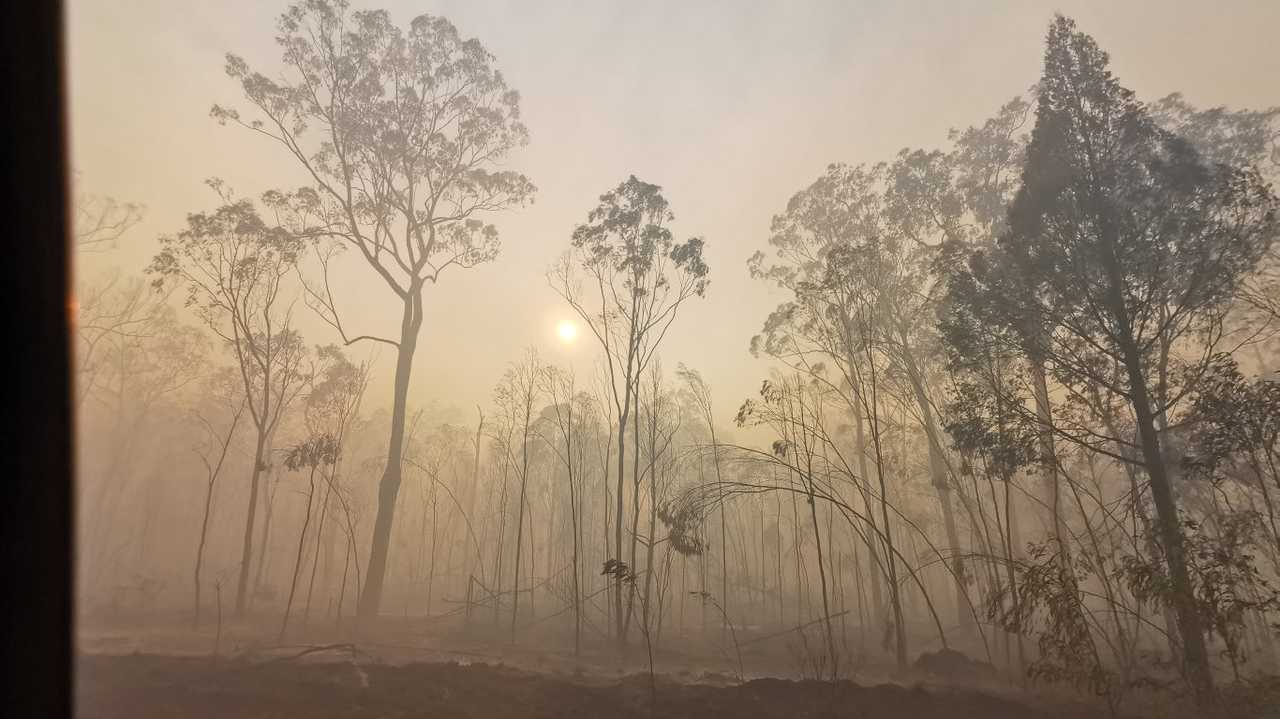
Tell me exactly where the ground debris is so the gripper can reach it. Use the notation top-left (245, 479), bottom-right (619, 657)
top-left (911, 648), bottom-right (998, 683)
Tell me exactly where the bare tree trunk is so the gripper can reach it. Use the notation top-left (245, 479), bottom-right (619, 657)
top-left (868, 360), bottom-right (907, 670)
top-left (194, 402), bottom-right (244, 628)
top-left (235, 430), bottom-right (268, 616)
top-left (806, 476), bottom-right (838, 678)
top-left (527, 496), bottom-right (537, 621)
top-left (614, 391), bottom-right (631, 644)
top-left (492, 441), bottom-right (510, 624)
top-left (1098, 226), bottom-right (1212, 697)
top-left (1122, 341), bottom-right (1213, 698)
top-left (303, 472), bottom-right (334, 626)
top-left (775, 487), bottom-right (785, 627)
top-left (426, 488), bottom-right (439, 616)
top-left (360, 293), bottom-right (422, 619)
top-left (336, 538), bottom-right (351, 623)
top-left (511, 419), bottom-right (532, 641)
top-left (845, 353), bottom-right (885, 629)
top-left (625, 433), bottom-right (642, 637)
top-left (601, 432), bottom-right (613, 636)
top-left (280, 464), bottom-right (319, 641)
top-left (1030, 361), bottom-right (1069, 549)
top-left (644, 460), bottom-right (657, 640)
top-left (711, 427), bottom-right (729, 636)
top-left (568, 421), bottom-right (582, 657)
top-left (466, 409), bottom-right (484, 588)
top-left (251, 462), bottom-right (281, 607)
top-left (902, 355), bottom-right (972, 636)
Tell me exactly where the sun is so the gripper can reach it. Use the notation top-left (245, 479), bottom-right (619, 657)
top-left (556, 319), bottom-right (578, 343)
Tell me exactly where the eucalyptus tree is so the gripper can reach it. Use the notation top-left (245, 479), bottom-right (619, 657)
top-left (550, 175), bottom-right (709, 643)
top-left (750, 159), bottom-right (977, 634)
top-left (149, 185), bottom-right (313, 615)
top-left (946, 16), bottom-right (1277, 699)
top-left (213, 0), bottom-right (535, 617)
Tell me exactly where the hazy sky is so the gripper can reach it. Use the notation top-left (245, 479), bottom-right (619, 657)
top-left (68, 0), bottom-right (1280, 430)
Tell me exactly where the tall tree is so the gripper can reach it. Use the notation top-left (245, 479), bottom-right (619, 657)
top-left (213, 0), bottom-right (535, 617)
top-left (550, 175), bottom-right (709, 644)
top-left (149, 185), bottom-right (313, 616)
top-left (950, 16), bottom-right (1277, 699)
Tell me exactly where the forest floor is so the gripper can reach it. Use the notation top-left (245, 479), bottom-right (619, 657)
top-left (74, 614), bottom-right (1272, 718)
top-left (76, 651), bottom-right (1102, 719)
top-left (73, 613), bottom-right (1105, 719)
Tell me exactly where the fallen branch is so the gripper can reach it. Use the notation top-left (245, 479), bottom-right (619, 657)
top-left (736, 610), bottom-right (852, 649)
top-left (262, 643), bottom-right (368, 663)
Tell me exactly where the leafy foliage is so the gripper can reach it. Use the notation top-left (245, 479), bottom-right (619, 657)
top-left (656, 499), bottom-right (707, 556)
top-left (1121, 513), bottom-right (1280, 678)
top-left (213, 0), bottom-right (534, 291)
top-left (284, 433), bottom-right (341, 472)
top-left (988, 541), bottom-right (1115, 700)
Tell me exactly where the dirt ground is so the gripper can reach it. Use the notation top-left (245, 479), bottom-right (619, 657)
top-left (75, 651), bottom-right (1103, 719)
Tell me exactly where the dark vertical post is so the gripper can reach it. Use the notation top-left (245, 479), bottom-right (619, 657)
top-left (1, 0), bottom-right (72, 716)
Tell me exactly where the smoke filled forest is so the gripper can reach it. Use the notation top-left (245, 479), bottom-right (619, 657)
top-left (69, 2), bottom-right (1280, 717)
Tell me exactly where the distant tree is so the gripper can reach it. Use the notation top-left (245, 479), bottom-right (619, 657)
top-left (537, 365), bottom-right (589, 656)
top-left (1149, 94), bottom-right (1280, 173)
top-left (675, 364), bottom-right (731, 635)
top-left (77, 300), bottom-right (207, 599)
top-left (735, 374), bottom-right (844, 676)
top-left (492, 349), bottom-right (541, 641)
top-left (73, 188), bottom-right (208, 597)
top-left (149, 183), bottom-right (313, 616)
top-left (750, 158), bottom-right (977, 637)
top-left (75, 190), bottom-right (144, 252)
top-left (1150, 94), bottom-right (1280, 373)
top-left (190, 369), bottom-right (247, 629)
top-left (300, 346), bottom-right (371, 624)
top-left (71, 190), bottom-right (167, 409)
top-left (74, 276), bottom-right (170, 409)
top-left (550, 175), bottom-right (709, 644)
top-left (213, 0), bottom-right (535, 618)
top-left (948, 96), bottom-right (1033, 238)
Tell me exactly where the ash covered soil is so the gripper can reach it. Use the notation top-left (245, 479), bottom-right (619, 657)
top-left (76, 652), bottom-right (1096, 719)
